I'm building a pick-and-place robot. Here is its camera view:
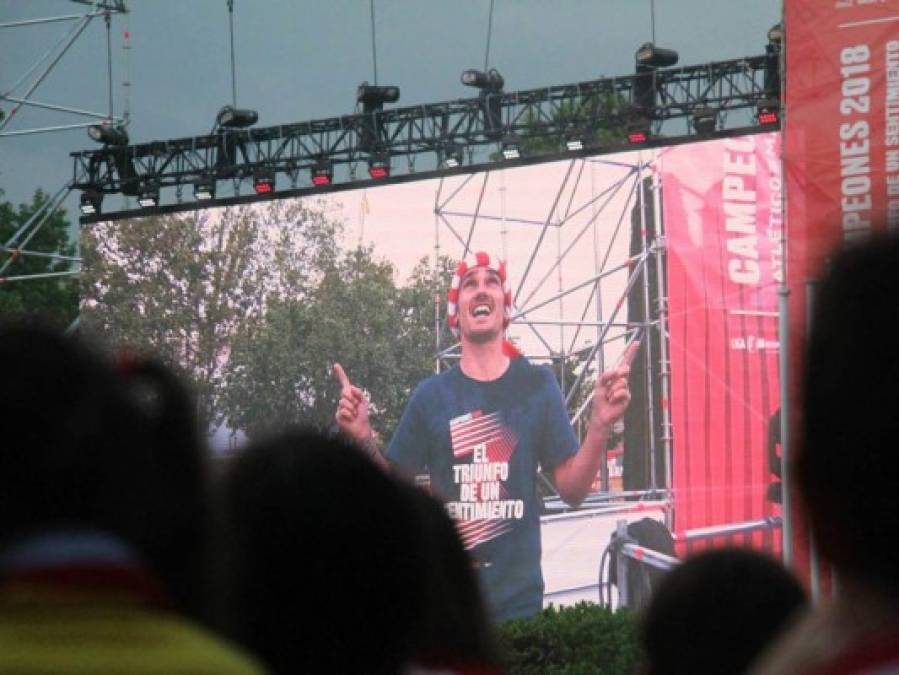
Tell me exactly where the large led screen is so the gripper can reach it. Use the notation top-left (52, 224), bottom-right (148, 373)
top-left (81, 131), bottom-right (783, 608)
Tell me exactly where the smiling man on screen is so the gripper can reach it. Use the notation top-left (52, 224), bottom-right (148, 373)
top-left (334, 251), bottom-right (637, 622)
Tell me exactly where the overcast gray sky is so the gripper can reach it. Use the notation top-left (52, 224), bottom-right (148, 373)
top-left (1, 0), bottom-right (782, 213)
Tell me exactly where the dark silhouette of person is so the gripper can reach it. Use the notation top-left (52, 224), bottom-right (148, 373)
top-left (219, 428), bottom-right (430, 674)
top-left (755, 234), bottom-right (899, 675)
top-left (640, 547), bottom-right (806, 675)
top-left (0, 322), bottom-right (262, 673)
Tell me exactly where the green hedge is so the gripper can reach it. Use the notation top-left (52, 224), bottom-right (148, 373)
top-left (496, 602), bottom-right (640, 675)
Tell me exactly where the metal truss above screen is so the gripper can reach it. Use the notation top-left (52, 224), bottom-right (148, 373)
top-left (73, 53), bottom-right (779, 222)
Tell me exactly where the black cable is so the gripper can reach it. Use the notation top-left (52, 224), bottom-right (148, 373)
top-left (227, 0), bottom-right (237, 106)
top-left (104, 11), bottom-right (113, 120)
top-left (483, 0), bottom-right (495, 72)
top-left (370, 0), bottom-right (378, 85)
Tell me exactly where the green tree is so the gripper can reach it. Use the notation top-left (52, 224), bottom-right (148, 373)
top-left (221, 250), bottom-right (454, 440)
top-left (80, 198), bottom-right (341, 429)
top-left (515, 93), bottom-right (631, 158)
top-left (0, 189), bottom-right (78, 326)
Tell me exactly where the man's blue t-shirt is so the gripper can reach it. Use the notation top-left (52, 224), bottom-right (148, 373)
top-left (387, 357), bottom-right (579, 622)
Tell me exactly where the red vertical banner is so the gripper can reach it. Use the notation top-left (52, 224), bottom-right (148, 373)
top-left (784, 0), bottom-right (899, 574)
top-left (662, 133), bottom-right (783, 553)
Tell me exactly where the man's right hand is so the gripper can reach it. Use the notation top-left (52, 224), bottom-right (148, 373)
top-left (333, 363), bottom-right (372, 444)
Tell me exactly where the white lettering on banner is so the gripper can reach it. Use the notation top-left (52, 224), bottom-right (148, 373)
top-left (887, 41), bottom-right (899, 230)
top-left (765, 136), bottom-right (784, 283)
top-left (723, 137), bottom-right (760, 284)
top-left (839, 44), bottom-right (873, 241)
top-left (886, 41), bottom-right (899, 148)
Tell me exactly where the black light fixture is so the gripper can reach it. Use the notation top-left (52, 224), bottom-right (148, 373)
top-left (633, 42), bottom-right (679, 123)
top-left (460, 68), bottom-right (504, 93)
top-left (79, 189), bottom-right (103, 215)
top-left (356, 83), bottom-right (400, 113)
top-left (627, 124), bottom-right (649, 144)
top-left (193, 176), bottom-right (216, 200)
top-left (635, 42), bottom-right (679, 69)
top-left (356, 82), bottom-right (400, 152)
top-left (692, 106), bottom-right (718, 134)
top-left (253, 168), bottom-right (275, 194)
top-left (757, 104), bottom-right (780, 126)
top-left (87, 123), bottom-right (129, 146)
top-left (442, 142), bottom-right (464, 169)
top-left (215, 105), bottom-right (259, 129)
top-left (137, 182), bottom-right (160, 208)
top-left (368, 153), bottom-right (390, 179)
top-left (565, 137), bottom-right (584, 152)
top-left (311, 159), bottom-right (333, 186)
top-left (500, 135), bottom-right (521, 160)
top-left (462, 68), bottom-right (505, 138)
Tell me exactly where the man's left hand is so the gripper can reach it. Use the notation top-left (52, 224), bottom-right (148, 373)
top-left (592, 341), bottom-right (640, 429)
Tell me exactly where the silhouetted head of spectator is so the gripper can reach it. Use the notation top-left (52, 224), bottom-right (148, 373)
top-left (0, 322), bottom-right (208, 616)
top-left (799, 234), bottom-right (899, 599)
top-left (639, 547), bottom-right (807, 675)
top-left (404, 486), bottom-right (499, 670)
top-left (220, 428), bottom-right (429, 675)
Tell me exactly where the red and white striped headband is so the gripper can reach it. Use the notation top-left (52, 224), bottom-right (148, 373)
top-left (446, 251), bottom-right (513, 338)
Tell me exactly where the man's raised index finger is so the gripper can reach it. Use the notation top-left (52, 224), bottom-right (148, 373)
top-left (620, 341), bottom-right (641, 368)
top-left (333, 363), bottom-right (351, 391)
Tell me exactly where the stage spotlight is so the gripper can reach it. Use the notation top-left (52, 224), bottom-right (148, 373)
top-left (193, 176), bottom-right (216, 200)
top-left (215, 105), bottom-right (259, 129)
top-left (764, 24), bottom-right (782, 102)
top-left (137, 182), bottom-right (160, 208)
top-left (635, 42), bottom-right (679, 69)
top-left (357, 83), bottom-right (400, 113)
top-left (357, 82), bottom-right (400, 152)
top-left (79, 189), bottom-right (102, 215)
top-left (253, 169), bottom-right (275, 194)
top-left (462, 68), bottom-right (505, 138)
top-left (460, 68), bottom-right (504, 93)
top-left (767, 23), bottom-right (783, 45)
top-left (87, 123), bottom-right (129, 146)
top-left (368, 154), bottom-right (390, 179)
top-left (501, 136), bottom-right (521, 160)
top-left (311, 160), bottom-right (333, 186)
top-left (692, 106), bottom-right (718, 133)
top-left (757, 105), bottom-right (780, 126)
top-left (442, 142), bottom-right (465, 168)
top-left (627, 128), bottom-right (648, 144)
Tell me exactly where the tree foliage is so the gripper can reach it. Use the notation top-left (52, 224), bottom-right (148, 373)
top-left (82, 197), bottom-right (455, 443)
top-left (0, 189), bottom-right (78, 327)
top-left (81, 199), bottom-right (340, 428)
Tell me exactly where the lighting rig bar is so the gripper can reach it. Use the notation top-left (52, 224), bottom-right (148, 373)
top-left (73, 53), bottom-right (778, 221)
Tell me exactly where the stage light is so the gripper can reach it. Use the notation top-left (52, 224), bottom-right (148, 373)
top-left (311, 160), bottom-right (333, 186)
top-left (357, 83), bottom-right (400, 112)
top-left (635, 42), bottom-right (679, 69)
top-left (87, 124), bottom-right (129, 146)
top-left (501, 137), bottom-right (521, 160)
top-left (193, 176), bottom-right (215, 200)
top-left (215, 105), bottom-right (259, 129)
top-left (692, 106), bottom-right (718, 133)
top-left (442, 142), bottom-right (464, 168)
top-left (757, 106), bottom-right (780, 126)
top-left (461, 68), bottom-right (505, 137)
top-left (767, 23), bottom-right (783, 45)
top-left (627, 129), bottom-right (648, 144)
top-left (460, 68), bottom-right (504, 93)
top-left (566, 138), bottom-right (584, 151)
top-left (368, 154), bottom-right (390, 179)
top-left (253, 169), bottom-right (275, 194)
top-left (79, 189), bottom-right (102, 215)
top-left (137, 182), bottom-right (160, 208)
top-left (764, 25), bottom-right (782, 103)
